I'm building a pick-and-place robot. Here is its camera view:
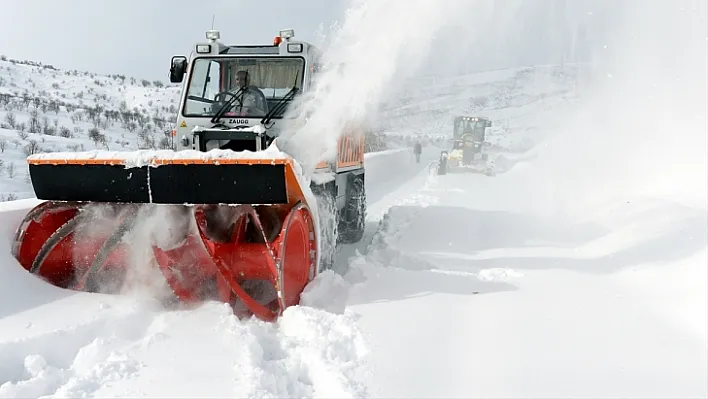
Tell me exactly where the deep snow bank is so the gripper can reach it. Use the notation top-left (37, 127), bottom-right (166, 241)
top-left (0, 298), bottom-right (368, 398)
top-left (342, 168), bottom-right (707, 398)
top-left (0, 146), bottom-right (419, 398)
top-left (0, 202), bottom-right (370, 399)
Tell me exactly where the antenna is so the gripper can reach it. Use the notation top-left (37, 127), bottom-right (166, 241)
top-left (211, 14), bottom-right (215, 30)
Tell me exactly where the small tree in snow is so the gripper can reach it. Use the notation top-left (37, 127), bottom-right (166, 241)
top-left (1, 193), bottom-right (19, 202)
top-left (158, 136), bottom-right (172, 149)
top-left (4, 111), bottom-right (16, 128)
top-left (58, 126), bottom-right (72, 138)
top-left (23, 140), bottom-right (41, 156)
top-left (28, 108), bottom-right (41, 133)
top-left (6, 162), bottom-right (15, 178)
top-left (88, 127), bottom-right (106, 147)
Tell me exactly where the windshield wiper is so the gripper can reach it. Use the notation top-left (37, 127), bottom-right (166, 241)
top-left (260, 73), bottom-right (300, 127)
top-left (260, 86), bottom-right (299, 127)
top-left (210, 87), bottom-right (245, 125)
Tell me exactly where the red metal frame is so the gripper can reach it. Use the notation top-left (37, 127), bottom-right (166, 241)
top-left (12, 200), bottom-right (317, 322)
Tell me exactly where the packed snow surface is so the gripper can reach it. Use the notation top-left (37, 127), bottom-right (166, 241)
top-left (345, 173), bottom-right (706, 398)
top-left (1, 143), bottom-right (705, 397)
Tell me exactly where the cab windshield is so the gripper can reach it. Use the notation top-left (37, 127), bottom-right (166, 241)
top-left (183, 57), bottom-right (305, 118)
top-left (454, 119), bottom-right (486, 141)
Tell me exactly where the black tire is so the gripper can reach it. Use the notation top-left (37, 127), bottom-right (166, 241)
top-left (312, 185), bottom-right (337, 271)
top-left (338, 175), bottom-right (366, 244)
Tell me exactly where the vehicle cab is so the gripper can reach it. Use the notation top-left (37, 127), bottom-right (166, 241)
top-left (168, 29), bottom-right (322, 153)
top-left (453, 116), bottom-right (492, 148)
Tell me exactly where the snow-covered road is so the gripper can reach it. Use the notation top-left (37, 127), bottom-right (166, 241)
top-left (2, 144), bottom-right (704, 398)
top-left (1, 63), bottom-right (706, 398)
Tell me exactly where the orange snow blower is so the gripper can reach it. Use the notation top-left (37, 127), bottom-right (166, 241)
top-left (11, 29), bottom-right (366, 321)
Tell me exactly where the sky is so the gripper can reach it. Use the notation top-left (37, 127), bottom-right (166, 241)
top-left (0, 0), bottom-right (620, 82)
top-left (0, 0), bottom-right (348, 81)
top-left (0, 0), bottom-right (704, 85)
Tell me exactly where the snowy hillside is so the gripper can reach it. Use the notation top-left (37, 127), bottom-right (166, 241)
top-left (0, 55), bottom-right (577, 202)
top-left (0, 56), bottom-right (181, 200)
top-left (377, 64), bottom-right (580, 150)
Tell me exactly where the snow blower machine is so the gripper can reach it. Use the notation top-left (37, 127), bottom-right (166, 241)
top-left (436, 116), bottom-right (494, 176)
top-left (11, 29), bottom-right (366, 322)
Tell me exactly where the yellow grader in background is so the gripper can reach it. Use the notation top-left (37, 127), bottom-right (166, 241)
top-left (11, 29), bottom-right (366, 322)
top-left (437, 116), bottom-right (494, 176)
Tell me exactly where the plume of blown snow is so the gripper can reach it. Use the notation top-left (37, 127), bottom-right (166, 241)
top-left (278, 0), bottom-right (491, 174)
top-left (69, 204), bottom-right (192, 303)
top-left (523, 0), bottom-right (707, 216)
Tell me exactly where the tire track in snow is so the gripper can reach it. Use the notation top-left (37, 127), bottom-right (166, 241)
top-left (0, 299), bottom-right (370, 398)
top-left (230, 306), bottom-right (369, 398)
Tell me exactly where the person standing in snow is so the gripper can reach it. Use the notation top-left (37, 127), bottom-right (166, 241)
top-left (413, 141), bottom-right (422, 163)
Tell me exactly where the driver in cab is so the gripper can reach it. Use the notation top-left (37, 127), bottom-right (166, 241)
top-left (227, 70), bottom-right (268, 117)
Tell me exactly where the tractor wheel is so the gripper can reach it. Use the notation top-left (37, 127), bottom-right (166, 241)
top-left (338, 175), bottom-right (366, 244)
top-left (312, 184), bottom-right (337, 271)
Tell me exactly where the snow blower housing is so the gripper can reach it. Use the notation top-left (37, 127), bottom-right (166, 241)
top-left (12, 29), bottom-right (366, 322)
